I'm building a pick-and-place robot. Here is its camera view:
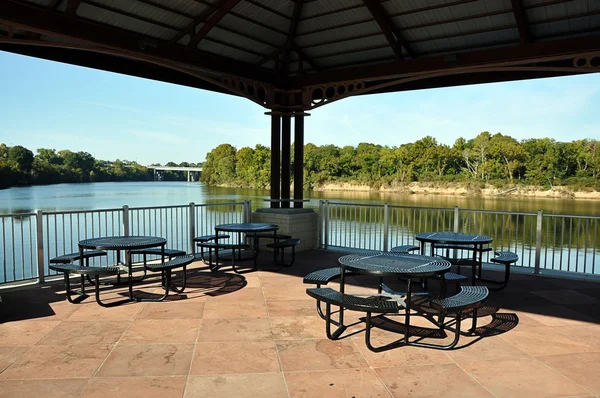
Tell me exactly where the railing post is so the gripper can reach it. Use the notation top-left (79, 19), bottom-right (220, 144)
top-left (454, 206), bottom-right (460, 233)
top-left (318, 200), bottom-right (323, 248)
top-left (324, 200), bottom-right (330, 250)
top-left (122, 205), bottom-right (129, 237)
top-left (534, 209), bottom-right (543, 275)
top-left (383, 203), bottom-right (390, 252)
top-left (35, 210), bottom-right (45, 284)
top-left (243, 200), bottom-right (252, 223)
top-left (189, 202), bottom-right (196, 255)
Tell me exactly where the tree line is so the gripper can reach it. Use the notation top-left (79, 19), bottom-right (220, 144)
top-left (0, 143), bottom-right (201, 189)
top-left (200, 132), bottom-right (600, 191)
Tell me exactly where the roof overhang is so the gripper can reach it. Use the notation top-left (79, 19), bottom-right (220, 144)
top-left (1, 0), bottom-right (599, 110)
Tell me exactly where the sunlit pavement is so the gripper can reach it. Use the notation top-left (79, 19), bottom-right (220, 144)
top-left (1, 249), bottom-right (599, 397)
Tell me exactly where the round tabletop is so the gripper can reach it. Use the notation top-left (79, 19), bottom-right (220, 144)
top-left (338, 251), bottom-right (451, 277)
top-left (78, 236), bottom-right (167, 250)
top-left (215, 223), bottom-right (279, 233)
top-left (415, 232), bottom-right (493, 245)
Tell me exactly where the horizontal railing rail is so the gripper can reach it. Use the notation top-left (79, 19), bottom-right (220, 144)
top-left (0, 201), bottom-right (248, 285)
top-left (319, 200), bottom-right (600, 276)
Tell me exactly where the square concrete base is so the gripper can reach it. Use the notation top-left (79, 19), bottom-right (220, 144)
top-left (252, 208), bottom-right (318, 252)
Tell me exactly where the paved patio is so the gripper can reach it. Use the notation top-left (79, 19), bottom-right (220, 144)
top-left (1, 249), bottom-right (599, 397)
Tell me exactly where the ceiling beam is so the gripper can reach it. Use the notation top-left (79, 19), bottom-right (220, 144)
top-left (283, 1), bottom-right (303, 75)
top-left (170, 0), bottom-right (221, 44)
top-left (48, 0), bottom-right (62, 11)
top-left (0, 0), bottom-right (274, 83)
top-left (256, 46), bottom-right (286, 66)
top-left (288, 33), bottom-right (600, 87)
top-left (511, 0), bottom-right (531, 44)
top-left (65, 0), bottom-right (81, 16)
top-left (362, 0), bottom-right (403, 60)
top-left (293, 43), bottom-right (320, 72)
top-left (188, 0), bottom-right (241, 48)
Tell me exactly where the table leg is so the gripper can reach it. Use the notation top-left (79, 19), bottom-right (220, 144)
top-left (215, 230), bottom-right (220, 266)
top-left (126, 250), bottom-right (133, 300)
top-left (339, 268), bottom-right (345, 327)
top-left (476, 244), bottom-right (483, 279)
top-left (273, 230), bottom-right (277, 263)
top-left (116, 250), bottom-right (121, 284)
top-left (405, 278), bottom-right (412, 344)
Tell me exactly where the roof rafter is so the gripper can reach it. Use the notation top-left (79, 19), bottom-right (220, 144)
top-left (511, 0), bottom-right (531, 44)
top-left (289, 33), bottom-right (600, 87)
top-left (65, 0), bottom-right (81, 16)
top-left (170, 0), bottom-right (222, 44)
top-left (0, 0), bottom-right (274, 84)
top-left (283, 1), bottom-right (303, 75)
top-left (362, 0), bottom-right (403, 60)
top-left (293, 43), bottom-right (320, 72)
top-left (256, 46), bottom-right (286, 66)
top-left (188, 0), bottom-right (241, 48)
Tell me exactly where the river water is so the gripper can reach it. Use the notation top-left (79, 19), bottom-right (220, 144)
top-left (1, 181), bottom-right (599, 215)
top-left (0, 182), bottom-right (599, 282)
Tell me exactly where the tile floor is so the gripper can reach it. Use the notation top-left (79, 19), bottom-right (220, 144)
top-left (0, 249), bottom-right (599, 397)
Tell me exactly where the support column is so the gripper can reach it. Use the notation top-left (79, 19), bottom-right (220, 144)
top-left (270, 113), bottom-right (281, 209)
top-left (281, 114), bottom-right (291, 208)
top-left (294, 113), bottom-right (306, 208)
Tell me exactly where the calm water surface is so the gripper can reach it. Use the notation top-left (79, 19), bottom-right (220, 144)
top-left (0, 182), bottom-right (599, 282)
top-left (0, 181), bottom-right (599, 215)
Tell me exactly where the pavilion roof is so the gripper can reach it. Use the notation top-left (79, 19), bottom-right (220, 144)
top-left (1, 0), bottom-right (599, 109)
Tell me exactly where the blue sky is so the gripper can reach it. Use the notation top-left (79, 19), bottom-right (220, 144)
top-left (1, 50), bottom-right (599, 165)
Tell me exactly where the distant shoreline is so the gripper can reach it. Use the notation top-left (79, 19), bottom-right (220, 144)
top-left (314, 182), bottom-right (600, 200)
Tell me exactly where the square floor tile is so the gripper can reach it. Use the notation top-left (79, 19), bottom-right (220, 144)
top-left (198, 318), bottom-right (273, 341)
top-left (538, 352), bottom-right (600, 394)
top-left (202, 300), bottom-right (268, 319)
top-left (276, 339), bottom-right (368, 372)
top-left (463, 357), bottom-right (590, 397)
top-left (191, 340), bottom-right (279, 374)
top-left (0, 347), bottom-right (30, 373)
top-left (0, 320), bottom-right (60, 346)
top-left (135, 302), bottom-right (205, 319)
top-left (531, 290), bottom-right (598, 306)
top-left (499, 326), bottom-right (590, 357)
top-left (285, 368), bottom-right (391, 398)
top-left (0, 345), bottom-right (111, 379)
top-left (38, 321), bottom-right (128, 346)
top-left (266, 299), bottom-right (316, 317)
top-left (352, 335), bottom-right (453, 368)
top-left (270, 316), bottom-right (326, 340)
top-left (81, 376), bottom-right (186, 398)
top-left (376, 363), bottom-right (492, 397)
top-left (184, 373), bottom-right (287, 398)
top-left (96, 344), bottom-right (193, 377)
top-left (515, 305), bottom-right (597, 327)
top-left (444, 335), bottom-right (529, 365)
top-left (555, 325), bottom-right (600, 349)
top-left (0, 379), bottom-right (88, 398)
top-left (66, 302), bottom-right (142, 321)
top-left (120, 319), bottom-right (200, 344)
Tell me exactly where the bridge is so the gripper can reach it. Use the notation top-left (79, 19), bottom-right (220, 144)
top-left (145, 166), bottom-right (202, 182)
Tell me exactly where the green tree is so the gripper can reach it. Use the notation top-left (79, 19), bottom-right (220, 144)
top-left (8, 145), bottom-right (34, 173)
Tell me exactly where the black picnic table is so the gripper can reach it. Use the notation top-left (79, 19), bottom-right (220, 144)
top-left (415, 232), bottom-right (493, 281)
top-left (338, 251), bottom-right (451, 346)
top-left (213, 223), bottom-right (279, 271)
top-left (78, 236), bottom-right (167, 300)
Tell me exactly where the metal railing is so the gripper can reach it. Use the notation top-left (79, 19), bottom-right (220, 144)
top-left (319, 200), bottom-right (600, 276)
top-left (0, 201), bottom-right (250, 285)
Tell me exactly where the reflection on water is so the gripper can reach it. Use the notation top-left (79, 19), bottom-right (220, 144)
top-left (1, 182), bottom-right (599, 282)
top-left (1, 181), bottom-right (599, 215)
